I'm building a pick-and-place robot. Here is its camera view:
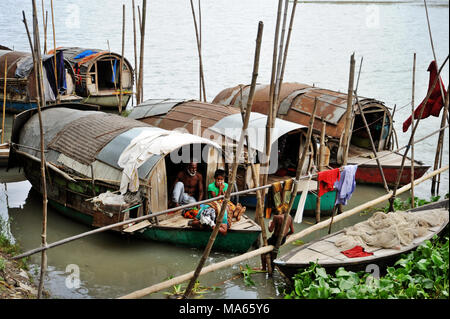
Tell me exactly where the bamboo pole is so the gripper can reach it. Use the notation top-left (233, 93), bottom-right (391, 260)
top-left (41, 0), bottom-right (47, 53)
top-left (236, 23), bottom-right (271, 272)
top-left (436, 86), bottom-right (449, 195)
top-left (119, 4), bottom-right (125, 114)
top-left (340, 53), bottom-right (355, 166)
top-left (270, 98), bottom-right (318, 275)
top-left (261, 0), bottom-right (284, 199)
top-left (354, 94), bottom-right (389, 193)
top-left (132, 0), bottom-right (139, 106)
top-left (137, 0), bottom-right (147, 104)
top-left (23, 1), bottom-right (48, 299)
top-left (117, 164), bottom-right (449, 299)
top-left (1, 57), bottom-right (6, 144)
top-left (182, 21), bottom-right (263, 298)
top-left (411, 53), bottom-right (416, 207)
top-left (189, 0), bottom-right (206, 102)
top-left (388, 55), bottom-right (449, 212)
top-left (315, 120), bottom-right (326, 223)
top-left (50, 0), bottom-right (59, 102)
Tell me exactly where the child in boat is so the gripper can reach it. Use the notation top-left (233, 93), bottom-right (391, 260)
top-left (207, 169), bottom-right (228, 198)
top-left (207, 169), bottom-right (246, 221)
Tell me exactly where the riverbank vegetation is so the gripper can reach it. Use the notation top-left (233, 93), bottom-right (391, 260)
top-left (0, 222), bottom-right (39, 298)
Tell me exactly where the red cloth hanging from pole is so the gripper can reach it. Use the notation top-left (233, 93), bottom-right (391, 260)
top-left (317, 168), bottom-right (340, 197)
top-left (403, 60), bottom-right (447, 132)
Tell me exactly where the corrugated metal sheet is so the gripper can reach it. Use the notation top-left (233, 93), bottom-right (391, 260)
top-left (209, 112), bottom-right (306, 153)
top-left (48, 112), bottom-right (150, 165)
top-left (213, 82), bottom-right (391, 139)
top-left (130, 100), bottom-right (241, 136)
top-left (96, 127), bottom-right (164, 179)
top-left (128, 99), bottom-right (187, 119)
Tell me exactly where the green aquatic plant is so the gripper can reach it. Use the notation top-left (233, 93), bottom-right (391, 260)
top-left (383, 195), bottom-right (441, 213)
top-left (239, 264), bottom-right (266, 287)
top-left (284, 233), bottom-right (449, 299)
top-left (163, 276), bottom-right (218, 299)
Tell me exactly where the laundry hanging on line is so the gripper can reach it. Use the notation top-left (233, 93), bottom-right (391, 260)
top-left (317, 167), bottom-right (340, 198)
top-left (334, 165), bottom-right (358, 205)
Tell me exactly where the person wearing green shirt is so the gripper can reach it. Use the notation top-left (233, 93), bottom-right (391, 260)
top-left (207, 169), bottom-right (228, 198)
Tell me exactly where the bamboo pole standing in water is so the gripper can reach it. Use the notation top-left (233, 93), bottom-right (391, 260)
top-left (137, 0), bottom-right (147, 103)
top-left (119, 4), bottom-right (125, 114)
top-left (183, 23), bottom-right (263, 298)
top-left (1, 57), bottom-right (6, 145)
top-left (315, 120), bottom-right (326, 223)
top-left (23, 1), bottom-right (48, 299)
top-left (270, 98), bottom-right (318, 276)
top-left (50, 0), bottom-right (59, 102)
top-left (132, 0), bottom-right (139, 106)
top-left (410, 53), bottom-right (416, 207)
top-left (189, 0), bottom-right (206, 102)
top-left (41, 0), bottom-right (47, 53)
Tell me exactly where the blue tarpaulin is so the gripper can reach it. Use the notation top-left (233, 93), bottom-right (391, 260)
top-left (73, 50), bottom-right (97, 60)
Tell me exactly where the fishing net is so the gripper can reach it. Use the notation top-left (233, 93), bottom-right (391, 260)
top-left (335, 208), bottom-right (449, 250)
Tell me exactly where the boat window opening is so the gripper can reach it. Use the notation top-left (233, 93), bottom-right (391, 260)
top-left (351, 109), bottom-right (387, 151)
top-left (96, 59), bottom-right (120, 90)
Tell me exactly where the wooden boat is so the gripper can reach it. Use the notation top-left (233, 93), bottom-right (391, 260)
top-left (0, 47), bottom-right (81, 113)
top-left (273, 199), bottom-right (449, 280)
top-left (128, 99), bottom-right (336, 215)
top-left (9, 103), bottom-right (261, 253)
top-left (54, 47), bottom-right (134, 109)
top-left (212, 83), bottom-right (430, 187)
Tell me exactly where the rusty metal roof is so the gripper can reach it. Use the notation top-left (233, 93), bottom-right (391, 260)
top-left (213, 82), bottom-right (391, 139)
top-left (129, 99), bottom-right (241, 135)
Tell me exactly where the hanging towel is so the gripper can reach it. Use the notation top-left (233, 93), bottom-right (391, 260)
top-left (334, 165), bottom-right (358, 205)
top-left (402, 60), bottom-right (447, 132)
top-left (317, 168), bottom-right (340, 197)
top-left (294, 175), bottom-right (312, 224)
top-left (341, 245), bottom-right (373, 258)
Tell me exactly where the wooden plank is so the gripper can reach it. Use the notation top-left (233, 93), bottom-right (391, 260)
top-left (123, 220), bottom-right (151, 233)
top-left (287, 248), bottom-right (331, 264)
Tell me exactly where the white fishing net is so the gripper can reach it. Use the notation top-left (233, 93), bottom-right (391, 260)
top-left (335, 208), bottom-right (449, 251)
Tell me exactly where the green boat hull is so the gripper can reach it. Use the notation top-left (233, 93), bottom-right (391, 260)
top-left (48, 199), bottom-right (259, 253)
top-left (138, 226), bottom-right (260, 254)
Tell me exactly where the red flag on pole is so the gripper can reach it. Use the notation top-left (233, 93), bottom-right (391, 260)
top-left (403, 60), bottom-right (447, 132)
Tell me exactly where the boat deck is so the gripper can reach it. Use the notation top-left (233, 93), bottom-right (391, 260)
top-left (157, 212), bottom-right (261, 232)
top-left (348, 149), bottom-right (421, 167)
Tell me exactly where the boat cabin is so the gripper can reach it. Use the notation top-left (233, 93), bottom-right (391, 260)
top-left (212, 82), bottom-right (394, 166)
top-left (0, 48), bottom-right (79, 113)
top-left (9, 104), bottom-right (222, 225)
top-left (55, 47), bottom-right (134, 109)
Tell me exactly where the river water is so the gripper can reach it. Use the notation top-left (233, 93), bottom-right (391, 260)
top-left (0, 0), bottom-right (448, 299)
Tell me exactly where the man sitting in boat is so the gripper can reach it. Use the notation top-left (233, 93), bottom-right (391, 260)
top-left (170, 161), bottom-right (204, 209)
top-left (268, 210), bottom-right (294, 246)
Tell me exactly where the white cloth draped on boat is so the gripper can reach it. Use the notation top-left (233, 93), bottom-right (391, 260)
top-left (117, 129), bottom-right (219, 194)
top-left (293, 174), bottom-right (312, 224)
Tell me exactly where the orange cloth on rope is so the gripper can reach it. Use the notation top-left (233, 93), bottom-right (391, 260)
top-left (317, 168), bottom-right (340, 197)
